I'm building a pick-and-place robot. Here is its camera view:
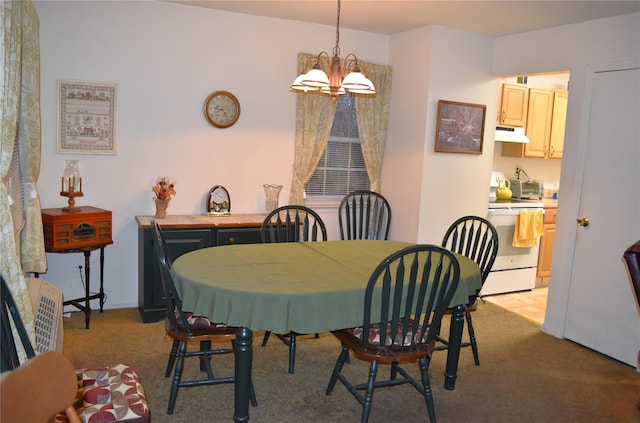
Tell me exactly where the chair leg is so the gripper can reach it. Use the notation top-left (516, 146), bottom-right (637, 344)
top-left (390, 362), bottom-right (398, 380)
top-left (250, 381), bottom-right (258, 407)
top-left (466, 312), bottom-right (480, 365)
top-left (167, 341), bottom-right (187, 415)
top-left (361, 360), bottom-right (378, 423)
top-left (326, 344), bottom-right (349, 395)
top-left (288, 333), bottom-right (297, 374)
top-left (419, 356), bottom-right (436, 423)
top-left (261, 331), bottom-right (271, 346)
top-left (165, 339), bottom-right (179, 377)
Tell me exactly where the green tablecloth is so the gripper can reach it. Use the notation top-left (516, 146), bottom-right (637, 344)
top-left (171, 240), bottom-right (481, 334)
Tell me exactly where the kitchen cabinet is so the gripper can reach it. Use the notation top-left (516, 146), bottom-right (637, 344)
top-left (548, 90), bottom-right (568, 158)
top-left (497, 83), bottom-right (529, 127)
top-left (502, 88), bottom-right (567, 159)
top-left (536, 206), bottom-right (557, 279)
top-left (136, 214), bottom-right (264, 322)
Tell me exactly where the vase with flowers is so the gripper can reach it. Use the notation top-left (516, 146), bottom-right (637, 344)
top-left (152, 177), bottom-right (176, 218)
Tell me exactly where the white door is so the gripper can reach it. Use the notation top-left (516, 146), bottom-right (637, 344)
top-left (564, 64), bottom-right (640, 368)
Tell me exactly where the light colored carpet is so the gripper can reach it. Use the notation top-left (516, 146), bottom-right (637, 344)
top-left (63, 302), bottom-right (640, 422)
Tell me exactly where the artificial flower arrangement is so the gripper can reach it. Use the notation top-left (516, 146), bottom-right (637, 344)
top-left (152, 177), bottom-right (176, 201)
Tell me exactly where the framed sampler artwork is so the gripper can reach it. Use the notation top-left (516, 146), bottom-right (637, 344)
top-left (435, 100), bottom-right (486, 154)
top-left (57, 79), bottom-right (119, 154)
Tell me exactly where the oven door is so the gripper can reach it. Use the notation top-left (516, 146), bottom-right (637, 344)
top-left (487, 208), bottom-right (541, 270)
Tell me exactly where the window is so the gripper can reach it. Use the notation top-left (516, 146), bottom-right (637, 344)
top-left (306, 93), bottom-right (369, 202)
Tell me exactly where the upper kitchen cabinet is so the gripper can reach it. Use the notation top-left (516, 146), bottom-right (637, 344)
top-left (502, 88), bottom-right (568, 159)
top-left (497, 84), bottom-right (529, 127)
top-left (548, 90), bottom-right (568, 158)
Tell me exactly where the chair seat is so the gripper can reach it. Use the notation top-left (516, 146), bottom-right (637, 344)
top-left (444, 300), bottom-right (478, 314)
top-left (165, 316), bottom-right (237, 341)
top-left (334, 320), bottom-right (435, 364)
top-left (180, 311), bottom-right (233, 330)
top-left (346, 318), bottom-right (429, 348)
top-left (55, 363), bottom-right (149, 423)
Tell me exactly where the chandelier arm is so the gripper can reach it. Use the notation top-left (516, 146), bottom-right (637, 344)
top-left (306, 52), bottom-right (331, 73)
top-left (342, 53), bottom-right (361, 74)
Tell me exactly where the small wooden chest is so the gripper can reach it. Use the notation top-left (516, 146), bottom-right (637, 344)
top-left (42, 206), bottom-right (113, 252)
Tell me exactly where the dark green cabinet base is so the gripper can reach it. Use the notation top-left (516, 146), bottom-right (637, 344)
top-left (136, 215), bottom-right (264, 323)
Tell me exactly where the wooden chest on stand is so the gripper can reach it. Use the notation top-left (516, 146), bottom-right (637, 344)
top-left (42, 206), bottom-right (112, 252)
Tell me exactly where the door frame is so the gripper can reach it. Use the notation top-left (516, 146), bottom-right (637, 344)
top-left (542, 59), bottom-right (640, 341)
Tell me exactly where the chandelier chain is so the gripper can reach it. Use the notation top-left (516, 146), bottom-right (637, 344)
top-left (333, 0), bottom-right (341, 57)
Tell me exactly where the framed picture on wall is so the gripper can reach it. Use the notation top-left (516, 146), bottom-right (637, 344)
top-left (434, 100), bottom-right (486, 154)
top-left (57, 79), bottom-right (119, 155)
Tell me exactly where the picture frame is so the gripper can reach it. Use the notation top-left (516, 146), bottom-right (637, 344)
top-left (57, 79), bottom-right (119, 154)
top-left (434, 100), bottom-right (486, 154)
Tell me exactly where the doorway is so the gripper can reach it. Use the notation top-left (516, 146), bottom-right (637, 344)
top-left (489, 71), bottom-right (570, 324)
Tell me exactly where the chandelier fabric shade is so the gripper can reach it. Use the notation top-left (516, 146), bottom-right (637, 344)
top-left (291, 0), bottom-right (375, 99)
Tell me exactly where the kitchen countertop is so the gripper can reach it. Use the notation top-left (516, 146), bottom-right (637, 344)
top-left (541, 199), bottom-right (558, 208)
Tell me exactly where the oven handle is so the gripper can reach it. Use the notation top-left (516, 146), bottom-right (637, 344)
top-left (487, 208), bottom-right (545, 216)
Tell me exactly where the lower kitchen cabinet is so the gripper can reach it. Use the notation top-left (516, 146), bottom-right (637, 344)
top-left (537, 207), bottom-right (557, 280)
top-left (136, 214), bottom-right (265, 322)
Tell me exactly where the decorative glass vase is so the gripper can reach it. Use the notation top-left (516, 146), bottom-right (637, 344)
top-left (154, 197), bottom-right (171, 218)
top-left (263, 184), bottom-right (283, 213)
top-left (62, 159), bottom-right (82, 192)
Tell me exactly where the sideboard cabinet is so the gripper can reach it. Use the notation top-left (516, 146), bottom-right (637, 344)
top-left (136, 214), bottom-right (265, 322)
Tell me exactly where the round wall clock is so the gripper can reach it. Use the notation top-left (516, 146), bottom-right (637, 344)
top-left (207, 185), bottom-right (231, 215)
top-left (204, 90), bottom-right (240, 128)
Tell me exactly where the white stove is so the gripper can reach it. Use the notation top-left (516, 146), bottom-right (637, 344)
top-left (483, 172), bottom-right (544, 296)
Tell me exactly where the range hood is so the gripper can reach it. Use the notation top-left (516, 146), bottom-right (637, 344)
top-left (495, 126), bottom-right (530, 143)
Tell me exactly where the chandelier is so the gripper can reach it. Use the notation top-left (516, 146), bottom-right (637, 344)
top-left (291, 0), bottom-right (375, 99)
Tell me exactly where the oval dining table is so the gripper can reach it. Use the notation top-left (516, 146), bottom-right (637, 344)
top-left (171, 240), bottom-right (482, 422)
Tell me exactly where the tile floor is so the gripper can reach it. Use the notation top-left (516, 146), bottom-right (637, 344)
top-left (483, 287), bottom-right (548, 325)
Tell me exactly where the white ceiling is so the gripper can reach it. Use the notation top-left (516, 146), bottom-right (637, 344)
top-left (162, 0), bottom-right (640, 37)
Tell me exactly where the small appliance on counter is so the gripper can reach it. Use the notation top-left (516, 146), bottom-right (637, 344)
top-left (508, 178), bottom-right (544, 200)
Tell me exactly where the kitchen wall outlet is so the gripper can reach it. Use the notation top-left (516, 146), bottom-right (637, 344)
top-left (515, 166), bottom-right (522, 177)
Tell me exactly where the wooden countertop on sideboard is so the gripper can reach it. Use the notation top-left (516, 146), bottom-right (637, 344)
top-left (136, 214), bottom-right (267, 229)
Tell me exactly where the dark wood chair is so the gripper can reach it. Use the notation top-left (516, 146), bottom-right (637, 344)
top-left (260, 204), bottom-right (327, 244)
top-left (260, 205), bottom-right (327, 374)
top-left (1, 276), bottom-right (36, 373)
top-left (623, 239), bottom-right (640, 413)
top-left (436, 216), bottom-right (498, 365)
top-left (152, 220), bottom-right (257, 414)
top-left (338, 190), bottom-right (392, 240)
top-left (326, 244), bottom-right (461, 423)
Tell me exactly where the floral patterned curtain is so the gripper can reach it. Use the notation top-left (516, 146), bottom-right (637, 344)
top-left (289, 53), bottom-right (337, 205)
top-left (289, 53), bottom-right (392, 203)
top-left (355, 62), bottom-right (392, 193)
top-left (1, 0), bottom-right (41, 354)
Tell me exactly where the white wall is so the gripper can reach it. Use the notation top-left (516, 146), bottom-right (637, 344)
top-left (493, 12), bottom-right (640, 337)
top-left (384, 26), bottom-right (496, 243)
top-left (36, 1), bottom-right (388, 309)
top-left (35, 2), bottom-right (640, 325)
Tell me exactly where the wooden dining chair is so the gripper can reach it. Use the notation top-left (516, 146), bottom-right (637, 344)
top-left (622, 239), bottom-right (640, 412)
top-left (1, 276), bottom-right (149, 423)
top-left (152, 220), bottom-right (257, 414)
top-left (1, 351), bottom-right (81, 423)
top-left (260, 205), bottom-right (327, 374)
top-left (436, 215), bottom-right (498, 365)
top-left (338, 190), bottom-right (392, 240)
top-left (325, 244), bottom-right (461, 423)
top-left (260, 204), bottom-right (327, 244)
